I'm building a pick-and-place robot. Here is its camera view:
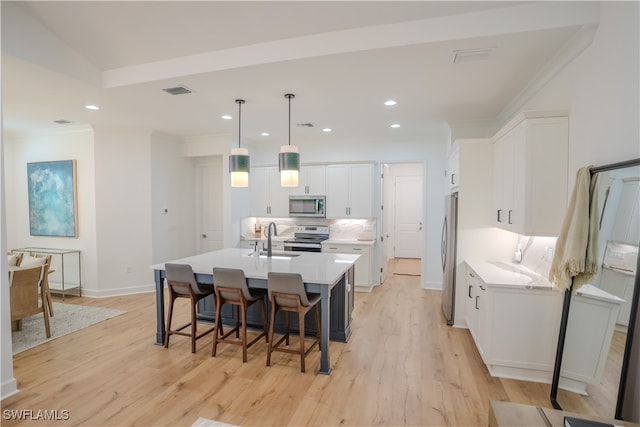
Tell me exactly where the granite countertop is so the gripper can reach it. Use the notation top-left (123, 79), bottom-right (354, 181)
top-left (465, 260), bottom-right (556, 290)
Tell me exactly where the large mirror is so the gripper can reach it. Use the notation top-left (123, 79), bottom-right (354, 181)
top-left (551, 158), bottom-right (640, 421)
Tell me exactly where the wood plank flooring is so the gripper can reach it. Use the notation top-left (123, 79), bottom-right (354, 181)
top-left (2, 260), bottom-right (592, 426)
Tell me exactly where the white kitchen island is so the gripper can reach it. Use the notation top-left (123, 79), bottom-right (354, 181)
top-left (151, 248), bottom-right (359, 374)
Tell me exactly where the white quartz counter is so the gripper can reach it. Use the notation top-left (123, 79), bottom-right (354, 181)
top-left (151, 248), bottom-right (359, 285)
top-left (465, 260), bottom-right (556, 290)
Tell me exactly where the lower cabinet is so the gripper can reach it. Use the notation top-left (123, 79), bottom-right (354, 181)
top-left (464, 263), bottom-right (563, 383)
top-left (322, 242), bottom-right (374, 292)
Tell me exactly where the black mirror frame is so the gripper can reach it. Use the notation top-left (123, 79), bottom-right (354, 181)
top-left (550, 158), bottom-right (640, 420)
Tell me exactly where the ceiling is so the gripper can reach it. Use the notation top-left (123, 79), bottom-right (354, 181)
top-left (1, 1), bottom-right (599, 145)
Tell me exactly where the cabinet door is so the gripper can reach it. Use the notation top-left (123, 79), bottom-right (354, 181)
top-left (322, 243), bottom-right (372, 287)
top-left (249, 168), bottom-right (271, 216)
top-left (326, 165), bottom-right (350, 217)
top-left (349, 164), bottom-right (375, 218)
top-left (492, 139), bottom-right (505, 226)
top-left (466, 270), bottom-right (479, 337)
top-left (268, 168), bottom-right (290, 217)
top-left (448, 146), bottom-right (460, 192)
top-left (291, 165), bottom-right (326, 196)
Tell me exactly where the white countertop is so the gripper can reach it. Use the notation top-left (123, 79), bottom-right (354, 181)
top-left (151, 248), bottom-right (360, 285)
top-left (574, 283), bottom-right (626, 304)
top-left (465, 260), bottom-right (556, 290)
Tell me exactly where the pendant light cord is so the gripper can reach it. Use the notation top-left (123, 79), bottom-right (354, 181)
top-left (285, 93), bottom-right (295, 146)
top-left (235, 99), bottom-right (245, 149)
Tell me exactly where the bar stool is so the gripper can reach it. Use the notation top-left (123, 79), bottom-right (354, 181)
top-left (266, 272), bottom-right (321, 373)
top-left (212, 267), bottom-right (268, 362)
top-left (164, 263), bottom-right (218, 353)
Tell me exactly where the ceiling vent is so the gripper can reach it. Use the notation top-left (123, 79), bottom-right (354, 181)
top-left (162, 86), bottom-right (193, 95)
top-left (53, 119), bottom-right (71, 124)
top-left (450, 48), bottom-right (495, 64)
top-left (297, 123), bottom-right (314, 127)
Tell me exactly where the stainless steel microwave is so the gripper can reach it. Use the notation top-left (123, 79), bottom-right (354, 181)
top-left (289, 195), bottom-right (326, 218)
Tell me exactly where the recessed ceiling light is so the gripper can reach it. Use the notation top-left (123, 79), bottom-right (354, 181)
top-left (85, 104), bottom-right (99, 110)
top-left (261, 132), bottom-right (270, 136)
top-left (322, 128), bottom-right (332, 132)
top-left (390, 123), bottom-right (400, 128)
top-left (384, 100), bottom-right (397, 106)
top-left (221, 115), bottom-right (232, 120)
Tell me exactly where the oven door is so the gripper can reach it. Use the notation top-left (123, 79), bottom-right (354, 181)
top-left (284, 241), bottom-right (322, 252)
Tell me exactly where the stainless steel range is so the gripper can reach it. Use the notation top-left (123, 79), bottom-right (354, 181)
top-left (284, 225), bottom-right (329, 252)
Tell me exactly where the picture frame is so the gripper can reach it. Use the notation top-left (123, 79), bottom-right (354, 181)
top-left (27, 159), bottom-right (78, 237)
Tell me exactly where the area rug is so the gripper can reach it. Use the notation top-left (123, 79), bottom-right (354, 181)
top-left (12, 302), bottom-right (126, 354)
top-left (393, 258), bottom-right (422, 276)
top-left (191, 418), bottom-right (236, 427)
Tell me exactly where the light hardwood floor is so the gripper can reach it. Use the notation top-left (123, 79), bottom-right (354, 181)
top-left (2, 260), bottom-right (585, 426)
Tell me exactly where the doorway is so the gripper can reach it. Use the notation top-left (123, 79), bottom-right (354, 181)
top-left (196, 158), bottom-right (224, 254)
top-left (381, 163), bottom-right (424, 281)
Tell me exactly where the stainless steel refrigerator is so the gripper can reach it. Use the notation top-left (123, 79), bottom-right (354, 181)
top-left (441, 192), bottom-right (458, 325)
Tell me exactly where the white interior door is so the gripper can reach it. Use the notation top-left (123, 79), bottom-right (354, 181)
top-left (394, 175), bottom-right (423, 258)
top-left (197, 163), bottom-right (224, 253)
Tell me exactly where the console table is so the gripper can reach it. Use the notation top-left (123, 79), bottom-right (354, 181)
top-left (12, 247), bottom-right (82, 298)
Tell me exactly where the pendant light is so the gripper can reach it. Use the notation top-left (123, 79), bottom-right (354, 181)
top-left (279, 93), bottom-right (300, 187)
top-left (229, 99), bottom-right (250, 187)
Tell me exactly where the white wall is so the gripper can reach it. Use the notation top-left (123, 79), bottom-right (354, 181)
top-left (520, 2), bottom-right (639, 176)
top-left (5, 126), bottom-right (98, 294)
top-left (150, 131), bottom-right (196, 263)
top-left (92, 127), bottom-right (154, 296)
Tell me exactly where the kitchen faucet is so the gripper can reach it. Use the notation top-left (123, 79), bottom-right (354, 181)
top-left (266, 222), bottom-right (278, 257)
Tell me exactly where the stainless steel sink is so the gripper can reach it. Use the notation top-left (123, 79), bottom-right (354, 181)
top-left (246, 251), bottom-right (300, 258)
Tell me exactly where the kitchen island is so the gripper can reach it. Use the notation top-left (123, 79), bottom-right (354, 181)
top-left (150, 248), bottom-right (359, 374)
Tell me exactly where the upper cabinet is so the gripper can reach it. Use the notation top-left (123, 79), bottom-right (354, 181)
top-left (326, 163), bottom-right (375, 218)
top-left (446, 145), bottom-right (460, 193)
top-left (248, 167), bottom-right (289, 217)
top-left (289, 165), bottom-right (326, 196)
top-left (492, 113), bottom-right (569, 236)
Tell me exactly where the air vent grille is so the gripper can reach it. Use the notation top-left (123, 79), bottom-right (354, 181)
top-left (53, 119), bottom-right (71, 124)
top-left (297, 123), bottom-right (314, 127)
top-left (450, 48), bottom-right (495, 64)
top-left (162, 86), bottom-right (193, 95)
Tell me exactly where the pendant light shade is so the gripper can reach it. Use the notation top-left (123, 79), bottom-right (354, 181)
top-left (279, 93), bottom-right (300, 187)
top-left (229, 99), bottom-right (250, 187)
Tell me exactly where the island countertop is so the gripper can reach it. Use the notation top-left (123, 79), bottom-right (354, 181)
top-left (150, 248), bottom-right (360, 284)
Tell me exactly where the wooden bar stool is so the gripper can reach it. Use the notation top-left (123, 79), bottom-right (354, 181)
top-left (266, 272), bottom-right (321, 373)
top-left (164, 263), bottom-right (219, 353)
top-left (212, 267), bottom-right (268, 362)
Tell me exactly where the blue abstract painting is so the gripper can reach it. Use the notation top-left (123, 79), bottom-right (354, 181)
top-left (27, 160), bottom-right (77, 237)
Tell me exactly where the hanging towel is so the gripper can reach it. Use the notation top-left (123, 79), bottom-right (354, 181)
top-left (549, 166), bottom-right (600, 291)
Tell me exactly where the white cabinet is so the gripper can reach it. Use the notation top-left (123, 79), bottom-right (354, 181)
top-left (326, 164), bottom-right (375, 218)
top-left (249, 167), bottom-right (289, 217)
top-left (492, 115), bottom-right (569, 235)
top-left (465, 262), bottom-right (563, 383)
top-left (322, 242), bottom-right (374, 292)
top-left (446, 145), bottom-right (460, 193)
top-left (290, 165), bottom-right (326, 196)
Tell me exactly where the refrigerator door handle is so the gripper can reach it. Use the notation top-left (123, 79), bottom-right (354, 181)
top-left (441, 217), bottom-right (447, 272)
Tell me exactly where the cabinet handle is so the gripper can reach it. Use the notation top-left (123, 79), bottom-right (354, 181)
top-left (329, 247), bottom-right (338, 250)
top-left (469, 272), bottom-right (475, 278)
top-left (475, 296), bottom-right (479, 310)
top-left (353, 248), bottom-right (362, 251)
top-left (451, 173), bottom-right (456, 184)
top-left (508, 210), bottom-right (513, 224)
top-left (468, 285), bottom-right (472, 298)
top-left (497, 209), bottom-right (502, 222)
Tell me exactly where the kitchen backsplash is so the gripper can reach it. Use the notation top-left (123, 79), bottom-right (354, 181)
top-left (515, 235), bottom-right (558, 279)
top-left (241, 217), bottom-right (376, 241)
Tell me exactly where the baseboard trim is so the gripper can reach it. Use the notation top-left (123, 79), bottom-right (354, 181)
top-left (79, 284), bottom-right (157, 298)
top-left (1, 378), bottom-right (19, 401)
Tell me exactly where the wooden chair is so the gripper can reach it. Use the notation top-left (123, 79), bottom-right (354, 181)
top-left (10, 265), bottom-right (51, 338)
top-left (164, 263), bottom-right (218, 353)
top-left (34, 254), bottom-right (54, 317)
top-left (7, 252), bottom-right (23, 266)
top-left (212, 267), bottom-right (268, 362)
top-left (266, 272), bottom-right (321, 373)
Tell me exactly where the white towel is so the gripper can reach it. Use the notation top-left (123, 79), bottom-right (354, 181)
top-left (549, 166), bottom-right (600, 291)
